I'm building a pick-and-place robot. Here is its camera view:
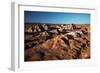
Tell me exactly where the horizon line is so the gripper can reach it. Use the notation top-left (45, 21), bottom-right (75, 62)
top-left (24, 22), bottom-right (90, 25)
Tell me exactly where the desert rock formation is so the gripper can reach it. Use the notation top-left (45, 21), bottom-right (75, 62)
top-left (24, 23), bottom-right (90, 61)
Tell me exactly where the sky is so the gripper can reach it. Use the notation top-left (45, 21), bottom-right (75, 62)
top-left (24, 11), bottom-right (90, 24)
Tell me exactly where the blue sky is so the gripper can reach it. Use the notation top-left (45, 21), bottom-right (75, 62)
top-left (24, 11), bottom-right (90, 24)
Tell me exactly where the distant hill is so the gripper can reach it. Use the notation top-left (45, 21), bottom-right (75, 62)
top-left (25, 22), bottom-right (90, 25)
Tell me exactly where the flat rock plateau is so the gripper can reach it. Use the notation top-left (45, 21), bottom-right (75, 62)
top-left (24, 23), bottom-right (90, 61)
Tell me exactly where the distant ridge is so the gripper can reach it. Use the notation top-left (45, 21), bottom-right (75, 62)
top-left (25, 22), bottom-right (90, 25)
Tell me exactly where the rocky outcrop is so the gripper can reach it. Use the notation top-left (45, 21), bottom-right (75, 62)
top-left (24, 23), bottom-right (90, 61)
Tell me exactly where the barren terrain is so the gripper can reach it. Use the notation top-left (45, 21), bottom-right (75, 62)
top-left (24, 23), bottom-right (90, 61)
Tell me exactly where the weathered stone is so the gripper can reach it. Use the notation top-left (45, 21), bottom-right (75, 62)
top-left (24, 23), bottom-right (90, 61)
